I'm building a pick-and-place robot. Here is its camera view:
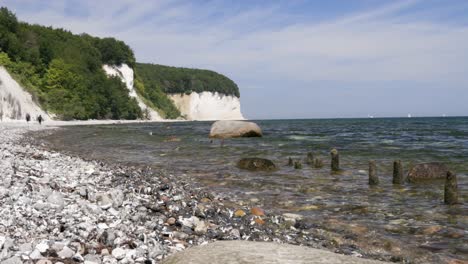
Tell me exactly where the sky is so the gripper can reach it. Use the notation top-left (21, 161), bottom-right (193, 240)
top-left (2, 0), bottom-right (468, 119)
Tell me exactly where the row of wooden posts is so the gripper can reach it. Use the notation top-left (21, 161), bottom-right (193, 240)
top-left (290, 148), bottom-right (459, 205)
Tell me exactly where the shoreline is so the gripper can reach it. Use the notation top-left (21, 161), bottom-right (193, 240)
top-left (0, 124), bottom-right (449, 264)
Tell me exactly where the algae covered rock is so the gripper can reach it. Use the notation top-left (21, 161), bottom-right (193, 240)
top-left (237, 158), bottom-right (276, 171)
top-left (407, 162), bottom-right (449, 182)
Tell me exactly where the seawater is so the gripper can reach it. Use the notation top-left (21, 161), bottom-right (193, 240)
top-left (44, 117), bottom-right (467, 261)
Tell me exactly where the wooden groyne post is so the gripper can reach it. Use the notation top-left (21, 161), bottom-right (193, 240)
top-left (368, 160), bottom-right (379, 185)
top-left (444, 171), bottom-right (458, 205)
top-left (331, 148), bottom-right (340, 172)
top-left (392, 160), bottom-right (404, 184)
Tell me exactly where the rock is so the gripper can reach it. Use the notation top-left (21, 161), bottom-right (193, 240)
top-left (36, 260), bottom-right (52, 264)
top-left (237, 158), bottom-right (276, 171)
top-left (0, 236), bottom-right (5, 250)
top-left (167, 217), bottom-right (176, 225)
top-left (96, 193), bottom-right (113, 210)
top-left (407, 162), bottom-right (449, 182)
top-left (78, 186), bottom-right (88, 198)
top-left (234, 209), bottom-right (246, 217)
top-left (84, 254), bottom-right (101, 264)
top-left (18, 243), bottom-right (32, 253)
top-left (35, 241), bottom-right (49, 253)
top-left (209, 120), bottom-right (262, 138)
top-left (194, 220), bottom-right (208, 235)
top-left (161, 241), bottom-right (391, 264)
top-left (47, 191), bottom-right (64, 207)
top-left (112, 247), bottom-right (127, 260)
top-left (58, 246), bottom-right (75, 259)
top-left (0, 256), bottom-right (22, 264)
top-left (29, 249), bottom-right (43, 260)
top-left (250, 207), bottom-right (265, 216)
top-left (110, 189), bottom-right (124, 208)
top-left (283, 213), bottom-right (303, 223)
top-left (254, 218), bottom-right (265, 225)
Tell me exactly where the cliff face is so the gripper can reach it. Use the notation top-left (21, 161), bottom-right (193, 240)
top-left (0, 66), bottom-right (49, 121)
top-left (102, 64), bottom-right (162, 120)
top-left (169, 92), bottom-right (244, 121)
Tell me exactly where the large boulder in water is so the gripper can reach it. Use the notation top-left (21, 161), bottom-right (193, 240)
top-left (407, 162), bottom-right (449, 182)
top-left (209, 120), bottom-right (262, 138)
top-left (237, 158), bottom-right (276, 171)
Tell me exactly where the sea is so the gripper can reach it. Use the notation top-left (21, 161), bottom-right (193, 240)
top-left (43, 117), bottom-right (467, 261)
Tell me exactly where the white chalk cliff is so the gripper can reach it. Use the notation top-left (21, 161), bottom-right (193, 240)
top-left (0, 66), bottom-right (49, 121)
top-left (169, 92), bottom-right (244, 121)
top-left (102, 64), bottom-right (162, 120)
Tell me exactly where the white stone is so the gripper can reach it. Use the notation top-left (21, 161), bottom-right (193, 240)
top-left (0, 236), bottom-right (5, 250)
top-left (111, 247), bottom-right (127, 260)
top-left (209, 120), bottom-right (262, 138)
top-left (29, 249), bottom-right (43, 260)
top-left (35, 242), bottom-right (49, 253)
top-left (58, 246), bottom-right (75, 259)
top-left (283, 213), bottom-right (303, 223)
top-left (0, 256), bottom-right (22, 264)
top-left (47, 191), bottom-right (64, 207)
top-left (97, 223), bottom-right (109, 229)
top-left (36, 259), bottom-right (52, 264)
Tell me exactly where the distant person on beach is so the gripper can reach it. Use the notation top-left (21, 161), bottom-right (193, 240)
top-left (37, 115), bottom-right (43, 125)
top-left (26, 113), bottom-right (31, 123)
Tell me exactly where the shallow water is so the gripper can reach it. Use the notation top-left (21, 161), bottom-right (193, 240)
top-left (43, 117), bottom-right (467, 262)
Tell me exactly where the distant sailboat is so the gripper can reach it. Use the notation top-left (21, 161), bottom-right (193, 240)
top-left (368, 114), bottom-right (374, 119)
top-left (407, 114), bottom-right (412, 118)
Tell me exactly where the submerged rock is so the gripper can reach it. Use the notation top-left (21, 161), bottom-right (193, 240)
top-left (407, 163), bottom-right (449, 182)
top-left (209, 120), bottom-right (262, 138)
top-left (237, 158), bottom-right (276, 171)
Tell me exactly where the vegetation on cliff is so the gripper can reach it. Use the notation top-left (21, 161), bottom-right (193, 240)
top-left (0, 7), bottom-right (240, 120)
top-left (136, 63), bottom-right (240, 97)
top-left (0, 7), bottom-right (140, 120)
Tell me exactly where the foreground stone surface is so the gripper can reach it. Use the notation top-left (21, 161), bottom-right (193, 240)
top-left (162, 241), bottom-right (390, 264)
top-left (407, 162), bottom-right (449, 182)
top-left (209, 120), bottom-right (262, 138)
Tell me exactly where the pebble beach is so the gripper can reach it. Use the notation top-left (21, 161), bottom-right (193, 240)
top-left (0, 123), bottom-right (465, 264)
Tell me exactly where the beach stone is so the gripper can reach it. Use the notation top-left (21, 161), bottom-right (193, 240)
top-left (29, 249), bottom-right (43, 260)
top-left (209, 120), bottom-right (262, 138)
top-left (237, 158), bottom-right (276, 171)
top-left (283, 213), bottom-right (303, 223)
top-left (167, 217), bottom-right (176, 225)
top-left (0, 256), bottom-right (22, 264)
top-left (36, 260), bottom-right (52, 264)
top-left (194, 220), bottom-right (208, 235)
top-left (234, 209), bottom-right (246, 217)
top-left (96, 193), bottom-right (113, 209)
top-left (250, 207), bottom-right (265, 216)
top-left (58, 246), bottom-right (75, 259)
top-left (161, 241), bottom-right (391, 264)
top-left (35, 241), bottom-right (49, 253)
top-left (111, 247), bottom-right (127, 260)
top-left (407, 162), bottom-right (449, 182)
top-left (0, 236), bottom-right (5, 250)
top-left (47, 191), bottom-right (64, 207)
top-left (110, 189), bottom-right (124, 208)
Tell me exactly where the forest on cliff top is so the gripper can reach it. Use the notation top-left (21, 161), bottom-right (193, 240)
top-left (0, 7), bottom-right (239, 120)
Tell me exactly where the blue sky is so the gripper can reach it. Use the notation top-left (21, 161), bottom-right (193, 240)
top-left (2, 0), bottom-right (468, 119)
